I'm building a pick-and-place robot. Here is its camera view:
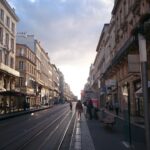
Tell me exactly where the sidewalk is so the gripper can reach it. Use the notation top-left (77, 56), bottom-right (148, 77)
top-left (98, 109), bottom-right (145, 129)
top-left (94, 109), bottom-right (146, 150)
top-left (70, 114), bottom-right (95, 150)
top-left (70, 111), bottom-right (146, 150)
top-left (0, 106), bottom-right (52, 121)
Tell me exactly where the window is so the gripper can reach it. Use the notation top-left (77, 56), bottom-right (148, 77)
top-left (11, 38), bottom-right (14, 52)
top-left (11, 22), bottom-right (15, 33)
top-left (0, 9), bottom-right (4, 21)
top-left (19, 77), bottom-right (24, 86)
top-left (4, 54), bottom-right (8, 65)
top-left (10, 57), bottom-right (14, 68)
top-left (6, 16), bottom-right (10, 28)
top-left (19, 61), bottom-right (24, 70)
top-left (124, 1), bottom-right (127, 16)
top-left (5, 33), bottom-right (9, 48)
top-left (20, 48), bottom-right (24, 56)
top-left (0, 27), bottom-right (3, 44)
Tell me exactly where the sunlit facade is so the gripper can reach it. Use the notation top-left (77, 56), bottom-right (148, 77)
top-left (0, 0), bottom-right (19, 114)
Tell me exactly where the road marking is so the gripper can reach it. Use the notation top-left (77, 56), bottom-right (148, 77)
top-left (122, 141), bottom-right (130, 148)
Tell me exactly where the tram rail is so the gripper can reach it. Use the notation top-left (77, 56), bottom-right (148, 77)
top-left (0, 109), bottom-right (70, 150)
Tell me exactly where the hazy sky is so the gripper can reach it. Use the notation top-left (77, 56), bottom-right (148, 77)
top-left (8, 0), bottom-right (114, 98)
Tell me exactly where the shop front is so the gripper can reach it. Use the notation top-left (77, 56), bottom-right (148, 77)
top-left (0, 91), bottom-right (26, 115)
top-left (134, 80), bottom-right (143, 117)
top-left (135, 81), bottom-right (150, 117)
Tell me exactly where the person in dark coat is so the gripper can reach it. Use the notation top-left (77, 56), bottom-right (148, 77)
top-left (87, 99), bottom-right (93, 120)
top-left (69, 101), bottom-right (72, 111)
top-left (76, 101), bottom-right (83, 120)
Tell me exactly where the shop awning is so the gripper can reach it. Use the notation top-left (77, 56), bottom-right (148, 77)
top-left (135, 88), bottom-right (142, 97)
top-left (135, 81), bottom-right (150, 97)
top-left (0, 91), bottom-right (26, 96)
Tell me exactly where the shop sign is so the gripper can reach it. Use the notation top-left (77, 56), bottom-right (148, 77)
top-left (100, 86), bottom-right (106, 95)
top-left (128, 55), bottom-right (140, 73)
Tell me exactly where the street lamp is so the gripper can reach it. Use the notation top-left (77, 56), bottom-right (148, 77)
top-left (122, 82), bottom-right (131, 147)
top-left (138, 33), bottom-right (150, 150)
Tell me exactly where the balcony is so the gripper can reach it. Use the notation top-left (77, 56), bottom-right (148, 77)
top-left (0, 63), bottom-right (20, 77)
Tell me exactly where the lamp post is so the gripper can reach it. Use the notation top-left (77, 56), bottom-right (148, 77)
top-left (138, 33), bottom-right (150, 150)
top-left (122, 82), bottom-right (132, 147)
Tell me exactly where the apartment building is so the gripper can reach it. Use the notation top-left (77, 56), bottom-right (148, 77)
top-left (58, 70), bottom-right (65, 103)
top-left (48, 61), bottom-right (53, 104)
top-left (91, 0), bottom-right (150, 116)
top-left (34, 39), bottom-right (43, 106)
top-left (40, 48), bottom-right (51, 105)
top-left (0, 0), bottom-right (20, 114)
top-left (16, 44), bottom-right (36, 108)
top-left (17, 33), bottom-right (54, 106)
top-left (64, 82), bottom-right (73, 101)
top-left (52, 64), bottom-right (60, 104)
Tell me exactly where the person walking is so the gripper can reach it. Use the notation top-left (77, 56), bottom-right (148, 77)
top-left (75, 100), bottom-right (83, 121)
top-left (87, 99), bottom-right (93, 120)
top-left (114, 101), bottom-right (119, 115)
top-left (69, 101), bottom-right (72, 111)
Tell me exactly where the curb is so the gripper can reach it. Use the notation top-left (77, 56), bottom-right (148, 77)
top-left (0, 106), bottom-right (53, 121)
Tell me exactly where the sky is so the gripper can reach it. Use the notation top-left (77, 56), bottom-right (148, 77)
top-left (8, 0), bottom-right (114, 98)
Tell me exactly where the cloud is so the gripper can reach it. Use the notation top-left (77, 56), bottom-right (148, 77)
top-left (8, 0), bottom-right (113, 97)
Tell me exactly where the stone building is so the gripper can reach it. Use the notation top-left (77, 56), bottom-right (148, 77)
top-left (91, 0), bottom-right (150, 117)
top-left (40, 48), bottom-right (51, 105)
top-left (16, 44), bottom-right (36, 108)
top-left (58, 70), bottom-right (65, 103)
top-left (16, 33), bottom-right (54, 106)
top-left (0, 0), bottom-right (20, 114)
top-left (48, 61), bottom-right (53, 104)
top-left (52, 64), bottom-right (60, 104)
top-left (64, 82), bottom-right (73, 101)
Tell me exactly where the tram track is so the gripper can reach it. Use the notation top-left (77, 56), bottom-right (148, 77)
top-left (57, 111), bottom-right (76, 150)
top-left (18, 110), bottom-right (71, 150)
top-left (0, 108), bottom-right (70, 150)
top-left (17, 110), bottom-right (76, 150)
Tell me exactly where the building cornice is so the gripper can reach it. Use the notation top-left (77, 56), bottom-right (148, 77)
top-left (1, 0), bottom-right (19, 22)
top-left (112, 0), bottom-right (121, 15)
top-left (96, 24), bottom-right (109, 52)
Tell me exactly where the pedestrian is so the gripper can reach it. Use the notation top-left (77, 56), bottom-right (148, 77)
top-left (69, 101), bottom-right (72, 111)
top-left (83, 101), bottom-right (87, 116)
top-left (87, 99), bottom-right (93, 120)
top-left (114, 101), bottom-right (119, 115)
top-left (75, 100), bottom-right (83, 121)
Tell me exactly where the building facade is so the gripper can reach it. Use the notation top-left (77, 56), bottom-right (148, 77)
top-left (58, 70), bottom-right (65, 103)
top-left (16, 43), bottom-right (36, 108)
top-left (90, 0), bottom-right (150, 117)
top-left (52, 64), bottom-right (60, 104)
top-left (0, 0), bottom-right (20, 114)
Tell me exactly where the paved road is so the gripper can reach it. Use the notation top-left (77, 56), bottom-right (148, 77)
top-left (0, 103), bottom-right (75, 150)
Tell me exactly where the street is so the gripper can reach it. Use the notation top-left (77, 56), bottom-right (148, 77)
top-left (0, 103), bottom-right (75, 150)
top-left (0, 102), bottom-right (147, 150)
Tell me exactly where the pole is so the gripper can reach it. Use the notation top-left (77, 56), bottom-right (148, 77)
top-left (141, 62), bottom-right (150, 150)
top-left (138, 33), bottom-right (150, 150)
top-left (127, 82), bottom-right (132, 145)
